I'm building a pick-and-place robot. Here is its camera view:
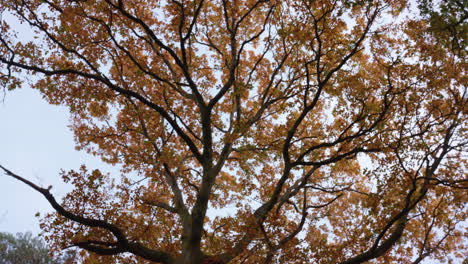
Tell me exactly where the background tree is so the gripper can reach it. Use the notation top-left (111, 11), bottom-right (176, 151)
top-left (417, 0), bottom-right (467, 54)
top-left (0, 232), bottom-right (76, 264)
top-left (0, 0), bottom-right (466, 263)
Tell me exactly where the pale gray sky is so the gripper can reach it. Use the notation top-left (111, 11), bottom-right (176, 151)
top-left (0, 11), bottom-right (119, 235)
top-left (0, 87), bottom-right (115, 235)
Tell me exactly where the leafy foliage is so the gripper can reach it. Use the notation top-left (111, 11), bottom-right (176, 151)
top-left (0, 232), bottom-right (75, 264)
top-left (417, 0), bottom-right (467, 53)
top-left (0, 0), bottom-right (466, 263)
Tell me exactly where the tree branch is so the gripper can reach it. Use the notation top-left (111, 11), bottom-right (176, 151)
top-left (0, 165), bottom-right (174, 264)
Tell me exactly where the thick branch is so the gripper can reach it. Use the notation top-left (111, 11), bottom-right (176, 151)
top-left (0, 165), bottom-right (174, 264)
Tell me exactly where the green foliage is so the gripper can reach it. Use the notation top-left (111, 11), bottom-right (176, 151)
top-left (418, 0), bottom-right (467, 53)
top-left (0, 232), bottom-right (74, 264)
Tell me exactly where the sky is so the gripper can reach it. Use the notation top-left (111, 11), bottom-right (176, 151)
top-left (0, 10), bottom-right (117, 236)
top-left (0, 87), bottom-right (116, 235)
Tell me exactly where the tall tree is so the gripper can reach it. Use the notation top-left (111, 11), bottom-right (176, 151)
top-left (0, 0), bottom-right (466, 263)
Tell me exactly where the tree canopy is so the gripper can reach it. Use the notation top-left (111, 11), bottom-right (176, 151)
top-left (0, 0), bottom-right (466, 263)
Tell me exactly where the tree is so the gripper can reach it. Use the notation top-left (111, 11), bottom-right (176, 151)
top-left (417, 0), bottom-right (467, 54)
top-left (0, 232), bottom-right (75, 264)
top-left (0, 0), bottom-right (466, 263)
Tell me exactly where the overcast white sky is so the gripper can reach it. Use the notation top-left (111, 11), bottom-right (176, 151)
top-left (0, 87), bottom-right (116, 235)
top-left (0, 10), bottom-right (118, 236)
